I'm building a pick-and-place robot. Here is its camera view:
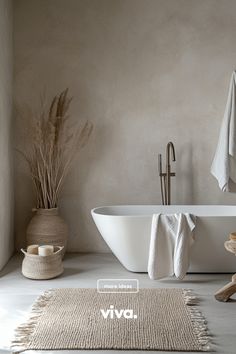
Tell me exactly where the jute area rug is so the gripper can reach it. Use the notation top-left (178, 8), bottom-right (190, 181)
top-left (12, 288), bottom-right (210, 352)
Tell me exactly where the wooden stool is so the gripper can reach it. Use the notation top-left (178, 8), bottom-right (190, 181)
top-left (215, 233), bottom-right (236, 302)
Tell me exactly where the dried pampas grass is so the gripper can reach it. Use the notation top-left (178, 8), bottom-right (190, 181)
top-left (17, 89), bottom-right (93, 209)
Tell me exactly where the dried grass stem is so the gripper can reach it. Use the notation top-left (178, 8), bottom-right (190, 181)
top-left (18, 89), bottom-right (93, 209)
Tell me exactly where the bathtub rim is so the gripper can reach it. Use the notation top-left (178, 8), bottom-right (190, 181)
top-left (91, 205), bottom-right (236, 217)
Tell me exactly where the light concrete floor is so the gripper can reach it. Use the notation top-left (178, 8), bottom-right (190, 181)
top-left (0, 253), bottom-right (235, 354)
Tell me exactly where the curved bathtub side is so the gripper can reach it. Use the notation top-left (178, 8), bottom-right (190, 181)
top-left (189, 216), bottom-right (236, 272)
top-left (92, 205), bottom-right (236, 273)
top-left (91, 211), bottom-right (151, 272)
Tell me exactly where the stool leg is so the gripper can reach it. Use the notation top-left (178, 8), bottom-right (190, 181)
top-left (215, 274), bottom-right (236, 302)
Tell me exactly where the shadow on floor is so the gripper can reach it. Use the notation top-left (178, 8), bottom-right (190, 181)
top-left (0, 254), bottom-right (22, 278)
top-left (62, 267), bottom-right (83, 277)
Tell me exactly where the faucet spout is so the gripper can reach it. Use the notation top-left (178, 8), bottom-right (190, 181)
top-left (158, 142), bottom-right (176, 205)
top-left (166, 142), bottom-right (176, 165)
top-left (166, 142), bottom-right (176, 205)
top-left (158, 141), bottom-right (176, 205)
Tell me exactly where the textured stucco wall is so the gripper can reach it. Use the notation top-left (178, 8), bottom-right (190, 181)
top-left (0, 0), bottom-right (14, 269)
top-left (14, 0), bottom-right (236, 252)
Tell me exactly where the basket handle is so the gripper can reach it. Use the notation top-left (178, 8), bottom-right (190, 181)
top-left (54, 246), bottom-right (64, 255)
top-left (21, 248), bottom-right (27, 255)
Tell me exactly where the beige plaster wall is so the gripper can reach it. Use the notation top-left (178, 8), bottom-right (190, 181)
top-left (0, 0), bottom-right (14, 269)
top-left (14, 0), bottom-right (236, 252)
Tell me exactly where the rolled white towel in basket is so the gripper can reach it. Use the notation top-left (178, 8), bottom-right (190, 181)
top-left (38, 245), bottom-right (54, 256)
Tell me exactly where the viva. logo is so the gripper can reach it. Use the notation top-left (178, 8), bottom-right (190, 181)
top-left (100, 305), bottom-right (137, 319)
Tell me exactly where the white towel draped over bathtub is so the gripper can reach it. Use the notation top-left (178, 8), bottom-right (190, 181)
top-left (211, 71), bottom-right (236, 192)
top-left (148, 213), bottom-right (196, 280)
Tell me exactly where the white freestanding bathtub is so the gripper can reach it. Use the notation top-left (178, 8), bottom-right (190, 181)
top-left (91, 205), bottom-right (236, 273)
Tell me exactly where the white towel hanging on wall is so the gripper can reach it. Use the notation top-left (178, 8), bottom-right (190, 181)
top-left (211, 71), bottom-right (236, 192)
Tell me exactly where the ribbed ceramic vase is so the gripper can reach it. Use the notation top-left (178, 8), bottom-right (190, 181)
top-left (26, 208), bottom-right (68, 257)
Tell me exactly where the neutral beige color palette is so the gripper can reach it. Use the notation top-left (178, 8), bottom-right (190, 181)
top-left (21, 246), bottom-right (64, 280)
top-left (1, 253), bottom-right (235, 353)
top-left (0, 0), bottom-right (14, 270)
top-left (26, 208), bottom-right (68, 256)
top-left (13, 0), bottom-right (236, 252)
top-left (12, 288), bottom-right (210, 352)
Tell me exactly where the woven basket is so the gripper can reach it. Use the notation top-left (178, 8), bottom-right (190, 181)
top-left (21, 246), bottom-right (64, 280)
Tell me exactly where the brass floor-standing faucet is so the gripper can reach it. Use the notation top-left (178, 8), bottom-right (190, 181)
top-left (158, 142), bottom-right (176, 205)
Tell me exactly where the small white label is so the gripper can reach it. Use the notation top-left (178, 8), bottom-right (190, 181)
top-left (97, 279), bottom-right (139, 293)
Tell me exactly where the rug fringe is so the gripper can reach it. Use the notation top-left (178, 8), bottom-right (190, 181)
top-left (183, 289), bottom-right (211, 352)
top-left (11, 289), bottom-right (53, 353)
